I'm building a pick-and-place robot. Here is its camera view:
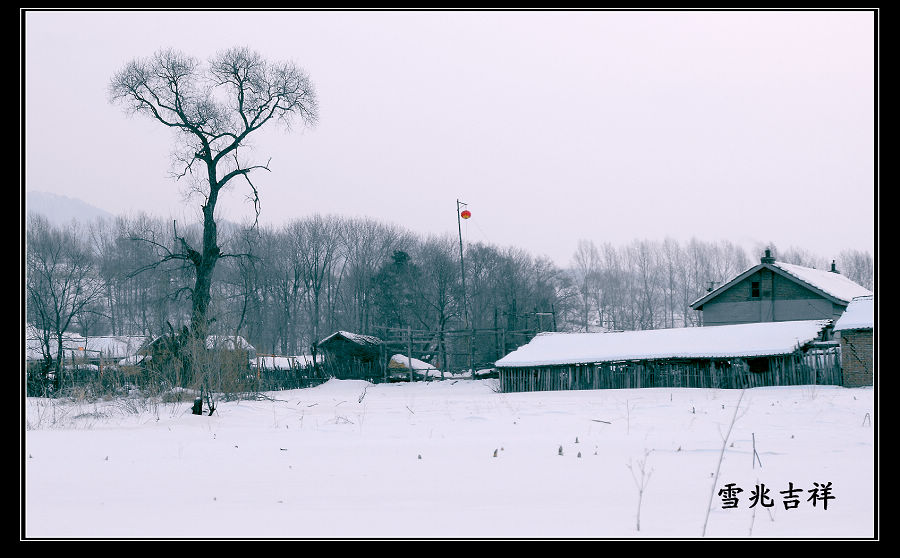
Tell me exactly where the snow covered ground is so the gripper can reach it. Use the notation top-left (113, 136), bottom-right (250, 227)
top-left (23, 379), bottom-right (876, 539)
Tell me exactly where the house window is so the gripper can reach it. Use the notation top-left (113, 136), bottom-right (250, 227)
top-left (750, 281), bottom-right (760, 299)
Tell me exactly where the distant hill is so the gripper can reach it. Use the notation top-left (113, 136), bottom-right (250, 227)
top-left (26, 190), bottom-right (115, 225)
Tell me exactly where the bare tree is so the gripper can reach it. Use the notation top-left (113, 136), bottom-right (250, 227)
top-left (342, 217), bottom-right (415, 334)
top-left (571, 239), bottom-right (601, 332)
top-left (26, 215), bottom-right (106, 391)
top-left (837, 249), bottom-right (874, 290)
top-left (290, 215), bottom-right (346, 350)
top-left (109, 47), bottom-right (318, 344)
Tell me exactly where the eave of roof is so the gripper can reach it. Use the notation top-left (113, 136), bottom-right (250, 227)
top-left (495, 319), bottom-right (832, 368)
top-left (690, 262), bottom-right (868, 310)
top-left (318, 330), bottom-right (383, 347)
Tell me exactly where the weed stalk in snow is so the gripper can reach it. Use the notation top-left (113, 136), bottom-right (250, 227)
top-left (627, 449), bottom-right (653, 532)
top-left (702, 389), bottom-right (745, 537)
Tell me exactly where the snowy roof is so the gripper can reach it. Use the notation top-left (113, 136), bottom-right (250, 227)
top-left (495, 320), bottom-right (832, 367)
top-left (205, 335), bottom-right (255, 352)
top-left (691, 261), bottom-right (872, 308)
top-left (771, 262), bottom-right (872, 303)
top-left (82, 336), bottom-right (149, 358)
top-left (834, 295), bottom-right (874, 331)
top-left (24, 325), bottom-right (86, 360)
top-left (318, 330), bottom-right (383, 347)
top-left (389, 354), bottom-right (438, 371)
top-left (142, 334), bottom-right (256, 353)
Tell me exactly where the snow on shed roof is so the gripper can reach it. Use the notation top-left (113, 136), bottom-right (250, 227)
top-left (834, 295), bottom-right (874, 331)
top-left (318, 330), bottom-right (383, 347)
top-left (771, 262), bottom-right (872, 303)
top-left (389, 354), bottom-right (438, 371)
top-left (495, 320), bottom-right (832, 368)
top-left (25, 325), bottom-right (86, 360)
top-left (82, 336), bottom-right (149, 358)
top-left (142, 334), bottom-right (256, 352)
top-left (691, 261), bottom-right (871, 308)
top-left (205, 335), bottom-right (255, 351)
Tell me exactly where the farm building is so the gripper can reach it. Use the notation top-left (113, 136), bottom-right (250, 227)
top-left (132, 332), bottom-right (258, 387)
top-left (316, 330), bottom-right (385, 380)
top-left (137, 333), bottom-right (257, 363)
top-left (25, 324), bottom-right (85, 363)
top-left (495, 319), bottom-right (840, 393)
top-left (26, 326), bottom-right (148, 367)
top-left (691, 250), bottom-right (872, 326)
top-left (833, 295), bottom-right (875, 387)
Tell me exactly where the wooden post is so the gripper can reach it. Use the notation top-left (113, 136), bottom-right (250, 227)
top-left (382, 343), bottom-right (388, 383)
top-left (494, 308), bottom-right (500, 361)
top-left (407, 326), bottom-right (413, 383)
top-left (469, 328), bottom-right (475, 380)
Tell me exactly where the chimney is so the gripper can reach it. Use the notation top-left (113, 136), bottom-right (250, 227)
top-left (761, 248), bottom-right (775, 264)
top-left (830, 260), bottom-right (840, 274)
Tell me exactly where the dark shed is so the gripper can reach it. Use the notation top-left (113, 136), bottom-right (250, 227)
top-left (317, 331), bottom-right (385, 380)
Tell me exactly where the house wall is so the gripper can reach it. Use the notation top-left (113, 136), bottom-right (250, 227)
top-left (840, 329), bottom-right (874, 387)
top-left (497, 349), bottom-right (842, 393)
top-left (701, 270), bottom-right (845, 325)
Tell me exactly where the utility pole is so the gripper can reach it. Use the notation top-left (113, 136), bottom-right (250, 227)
top-left (457, 199), bottom-right (472, 380)
top-left (456, 199), bottom-right (469, 329)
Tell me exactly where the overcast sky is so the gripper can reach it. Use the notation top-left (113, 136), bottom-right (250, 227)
top-left (23, 9), bottom-right (876, 266)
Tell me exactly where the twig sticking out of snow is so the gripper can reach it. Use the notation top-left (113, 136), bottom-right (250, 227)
top-left (702, 390), bottom-right (746, 537)
top-left (752, 433), bottom-right (763, 469)
top-left (627, 449), bottom-right (653, 532)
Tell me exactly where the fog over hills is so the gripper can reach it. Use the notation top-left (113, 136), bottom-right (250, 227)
top-left (26, 190), bottom-right (114, 225)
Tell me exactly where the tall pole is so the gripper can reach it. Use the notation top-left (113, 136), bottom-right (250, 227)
top-left (457, 199), bottom-right (472, 380)
top-left (456, 200), bottom-right (469, 329)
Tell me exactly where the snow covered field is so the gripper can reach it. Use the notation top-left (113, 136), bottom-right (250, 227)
top-left (23, 379), bottom-right (877, 539)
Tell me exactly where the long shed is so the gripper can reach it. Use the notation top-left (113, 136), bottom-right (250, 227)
top-left (495, 320), bottom-right (840, 392)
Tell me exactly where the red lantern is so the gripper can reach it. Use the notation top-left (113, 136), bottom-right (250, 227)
top-left (460, 209), bottom-right (471, 219)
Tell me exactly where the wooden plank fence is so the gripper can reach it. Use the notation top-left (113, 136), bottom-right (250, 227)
top-left (498, 347), bottom-right (842, 393)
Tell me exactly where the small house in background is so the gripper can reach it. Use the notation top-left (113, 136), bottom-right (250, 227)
top-left (833, 295), bottom-right (875, 387)
top-left (691, 250), bottom-right (872, 326)
top-left (139, 333), bottom-right (256, 362)
top-left (135, 332), bottom-right (257, 387)
top-left (317, 331), bottom-right (385, 380)
top-left (495, 320), bottom-right (840, 393)
top-left (25, 324), bottom-right (86, 363)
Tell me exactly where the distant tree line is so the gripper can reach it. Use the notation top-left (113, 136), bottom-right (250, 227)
top-left (25, 211), bottom-right (875, 374)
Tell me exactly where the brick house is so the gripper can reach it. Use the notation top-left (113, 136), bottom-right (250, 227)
top-left (690, 250), bottom-right (872, 326)
top-left (833, 295), bottom-right (875, 387)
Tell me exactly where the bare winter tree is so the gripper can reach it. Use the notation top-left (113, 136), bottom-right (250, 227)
top-left (837, 249), bottom-right (875, 291)
top-left (571, 239), bottom-right (601, 332)
top-left (109, 47), bottom-right (318, 345)
top-left (26, 215), bottom-right (106, 390)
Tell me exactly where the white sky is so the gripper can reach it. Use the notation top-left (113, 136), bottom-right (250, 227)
top-left (23, 10), bottom-right (877, 266)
